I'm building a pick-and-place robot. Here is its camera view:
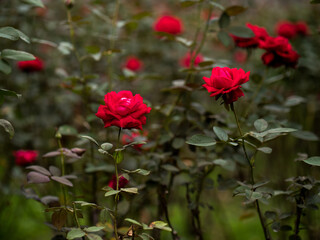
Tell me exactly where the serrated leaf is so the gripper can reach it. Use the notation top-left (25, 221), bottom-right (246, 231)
top-left (303, 156), bottom-right (320, 166)
top-left (1, 49), bottom-right (35, 61)
top-left (254, 119), bottom-right (268, 132)
top-left (213, 126), bottom-right (228, 141)
top-left (22, 0), bottom-right (45, 8)
top-left (67, 229), bottom-right (86, 239)
top-left (0, 119), bottom-right (14, 138)
top-left (229, 26), bottom-right (254, 38)
top-left (186, 134), bottom-right (216, 147)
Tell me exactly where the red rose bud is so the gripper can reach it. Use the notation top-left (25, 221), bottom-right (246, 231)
top-left (153, 15), bottom-right (183, 35)
top-left (17, 57), bottom-right (44, 73)
top-left (260, 36), bottom-right (299, 68)
top-left (123, 56), bottom-right (143, 72)
top-left (180, 52), bottom-right (203, 68)
top-left (275, 21), bottom-right (297, 39)
top-left (14, 150), bottom-right (38, 166)
top-left (203, 67), bottom-right (250, 104)
top-left (108, 175), bottom-right (129, 190)
top-left (122, 130), bottom-right (148, 151)
top-left (65, 0), bottom-right (74, 9)
top-left (96, 91), bottom-right (151, 130)
top-left (231, 23), bottom-right (269, 48)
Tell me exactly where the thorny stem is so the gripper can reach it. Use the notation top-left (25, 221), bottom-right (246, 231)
top-left (57, 137), bottom-right (67, 207)
top-left (231, 103), bottom-right (271, 240)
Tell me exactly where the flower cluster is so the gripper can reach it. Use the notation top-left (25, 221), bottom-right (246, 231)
top-left (276, 21), bottom-right (309, 39)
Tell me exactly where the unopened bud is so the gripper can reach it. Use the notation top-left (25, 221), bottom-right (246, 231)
top-left (65, 0), bottom-right (74, 9)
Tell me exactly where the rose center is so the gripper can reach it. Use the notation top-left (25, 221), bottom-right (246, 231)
top-left (117, 97), bottom-right (132, 115)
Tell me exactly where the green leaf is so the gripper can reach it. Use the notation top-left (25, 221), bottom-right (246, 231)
top-left (254, 119), bottom-right (268, 132)
top-left (213, 159), bottom-right (236, 171)
top-left (213, 126), bottom-right (228, 141)
top-left (150, 221), bottom-right (172, 232)
top-left (303, 156), bottom-right (320, 166)
top-left (172, 137), bottom-right (185, 149)
top-left (122, 168), bottom-right (150, 176)
top-left (175, 37), bottom-right (194, 48)
top-left (113, 151), bottom-right (124, 164)
top-left (257, 147), bottom-right (272, 154)
top-left (101, 143), bottom-right (113, 151)
top-left (0, 27), bottom-right (30, 43)
top-left (58, 42), bottom-right (73, 55)
top-left (180, 0), bottom-right (201, 8)
top-left (229, 26), bottom-right (254, 38)
top-left (0, 59), bottom-right (11, 74)
top-left (104, 189), bottom-right (120, 197)
top-left (291, 131), bottom-right (319, 141)
top-left (0, 89), bottom-right (21, 99)
top-left (67, 229), bottom-right (86, 239)
top-left (219, 12), bottom-right (230, 29)
top-left (186, 134), bottom-right (216, 147)
top-left (57, 125), bottom-right (78, 136)
top-left (87, 234), bottom-right (103, 240)
top-left (79, 135), bottom-right (99, 146)
top-left (218, 31), bottom-right (232, 47)
top-left (125, 218), bottom-right (142, 226)
top-left (121, 187), bottom-right (138, 194)
top-left (0, 119), bottom-right (14, 138)
top-left (84, 226), bottom-right (105, 232)
top-left (21, 0), bottom-right (45, 8)
top-left (161, 164), bottom-right (180, 172)
top-left (259, 128), bottom-right (297, 137)
top-left (225, 6), bottom-right (247, 16)
top-left (208, 1), bottom-right (225, 10)
top-left (1, 49), bottom-right (35, 61)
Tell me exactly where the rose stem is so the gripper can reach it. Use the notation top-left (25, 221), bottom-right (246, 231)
top-left (57, 133), bottom-right (67, 208)
top-left (231, 103), bottom-right (271, 240)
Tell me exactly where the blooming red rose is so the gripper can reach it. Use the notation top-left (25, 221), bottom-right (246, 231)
top-left (122, 130), bottom-right (148, 150)
top-left (180, 52), bottom-right (204, 68)
top-left (17, 57), bottom-right (44, 73)
top-left (231, 23), bottom-right (269, 48)
top-left (295, 21), bottom-right (309, 36)
top-left (108, 175), bottom-right (129, 190)
top-left (260, 36), bottom-right (299, 68)
top-left (14, 150), bottom-right (38, 166)
top-left (123, 56), bottom-right (143, 72)
top-left (153, 15), bottom-right (183, 35)
top-left (96, 91), bottom-right (151, 130)
top-left (275, 21), bottom-right (297, 39)
top-left (203, 67), bottom-right (250, 104)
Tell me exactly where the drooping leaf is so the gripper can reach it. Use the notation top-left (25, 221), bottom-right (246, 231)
top-left (213, 126), bottom-right (228, 141)
top-left (79, 135), bottom-right (99, 146)
top-left (67, 229), bottom-right (86, 239)
top-left (1, 49), bottom-right (35, 61)
top-left (0, 27), bottom-right (30, 43)
top-left (303, 156), bottom-right (320, 166)
top-left (0, 119), bottom-right (14, 138)
top-left (186, 134), bottom-right (216, 147)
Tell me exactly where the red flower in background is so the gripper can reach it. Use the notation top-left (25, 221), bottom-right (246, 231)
top-left (153, 15), bottom-right (183, 35)
top-left (203, 67), bottom-right (250, 104)
top-left (260, 36), bottom-right (299, 68)
top-left (122, 130), bottom-right (148, 151)
top-left (180, 52), bottom-right (203, 68)
top-left (233, 50), bottom-right (247, 64)
top-left (96, 91), bottom-right (151, 130)
top-left (108, 175), bottom-right (129, 190)
top-left (295, 21), bottom-right (309, 36)
top-left (14, 150), bottom-right (38, 166)
top-left (231, 23), bottom-right (269, 48)
top-left (123, 56), bottom-right (143, 72)
top-left (275, 21), bottom-right (297, 39)
top-left (17, 57), bottom-right (44, 73)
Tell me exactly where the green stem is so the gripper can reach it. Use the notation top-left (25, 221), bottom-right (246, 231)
top-left (57, 137), bottom-right (67, 206)
top-left (231, 103), bottom-right (270, 240)
top-left (73, 202), bottom-right (81, 228)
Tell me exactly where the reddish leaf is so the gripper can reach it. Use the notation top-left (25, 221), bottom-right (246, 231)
top-left (51, 176), bottom-right (73, 187)
top-left (27, 171), bottom-right (50, 184)
top-left (26, 165), bottom-right (51, 176)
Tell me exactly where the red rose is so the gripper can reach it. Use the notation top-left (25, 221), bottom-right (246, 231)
top-left (17, 57), bottom-right (44, 73)
top-left (14, 150), bottom-right (38, 166)
top-left (123, 56), bottom-right (143, 72)
top-left (295, 21), bottom-right (309, 36)
top-left (231, 23), bottom-right (269, 48)
top-left (180, 52), bottom-right (203, 68)
top-left (202, 67), bottom-right (250, 104)
top-left (96, 91), bottom-right (151, 130)
top-left (122, 130), bottom-right (148, 150)
top-left (108, 175), bottom-right (129, 190)
top-left (260, 36), bottom-right (299, 68)
top-left (233, 50), bottom-right (247, 64)
top-left (153, 15), bottom-right (183, 35)
top-left (275, 21), bottom-right (297, 39)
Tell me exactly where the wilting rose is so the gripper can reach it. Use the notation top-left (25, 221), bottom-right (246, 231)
top-left (122, 130), bottom-right (148, 150)
top-left (17, 57), bottom-right (44, 73)
top-left (202, 67), bottom-right (250, 104)
top-left (180, 52), bottom-right (203, 68)
top-left (260, 36), bottom-right (299, 68)
top-left (153, 15), bottom-right (183, 35)
top-left (275, 21), bottom-right (297, 39)
top-left (108, 175), bottom-right (129, 190)
top-left (231, 23), bottom-right (269, 48)
top-left (14, 150), bottom-right (38, 166)
top-left (96, 91), bottom-right (151, 130)
top-left (123, 56), bottom-right (143, 72)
